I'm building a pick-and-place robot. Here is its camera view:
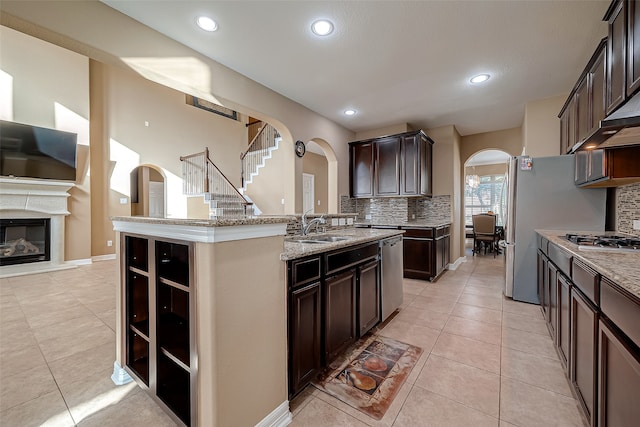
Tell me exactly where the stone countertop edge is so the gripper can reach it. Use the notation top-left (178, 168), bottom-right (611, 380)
top-left (536, 229), bottom-right (640, 299)
top-left (281, 228), bottom-right (405, 261)
top-left (354, 220), bottom-right (452, 228)
top-left (110, 215), bottom-right (291, 226)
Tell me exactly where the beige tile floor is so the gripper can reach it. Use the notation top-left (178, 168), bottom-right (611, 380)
top-left (0, 248), bottom-right (586, 426)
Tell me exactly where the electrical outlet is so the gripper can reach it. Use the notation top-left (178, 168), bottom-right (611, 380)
top-left (365, 214), bottom-right (372, 220)
top-left (119, 197), bottom-right (128, 204)
top-left (347, 218), bottom-right (354, 225)
top-left (281, 198), bottom-right (285, 205)
top-left (634, 220), bottom-right (640, 230)
top-left (339, 218), bottom-right (346, 226)
top-left (331, 218), bottom-right (339, 226)
top-left (107, 240), bottom-right (113, 247)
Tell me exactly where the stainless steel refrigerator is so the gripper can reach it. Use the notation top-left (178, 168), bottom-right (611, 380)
top-left (504, 155), bottom-right (606, 303)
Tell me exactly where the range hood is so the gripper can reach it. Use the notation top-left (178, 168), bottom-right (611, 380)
top-left (595, 91), bottom-right (640, 149)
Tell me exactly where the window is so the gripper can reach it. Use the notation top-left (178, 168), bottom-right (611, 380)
top-left (465, 174), bottom-right (505, 226)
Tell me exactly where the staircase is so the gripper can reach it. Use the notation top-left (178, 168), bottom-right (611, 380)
top-left (240, 123), bottom-right (281, 192)
top-left (181, 148), bottom-right (254, 219)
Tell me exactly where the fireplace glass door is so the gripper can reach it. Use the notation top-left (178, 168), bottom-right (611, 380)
top-left (0, 218), bottom-right (51, 266)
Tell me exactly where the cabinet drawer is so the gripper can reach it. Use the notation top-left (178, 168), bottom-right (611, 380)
top-left (435, 226), bottom-right (450, 238)
top-left (572, 259), bottom-right (599, 306)
top-left (325, 243), bottom-right (378, 275)
top-left (289, 256), bottom-right (321, 288)
top-left (548, 243), bottom-right (572, 277)
top-left (600, 277), bottom-right (640, 348)
top-left (402, 227), bottom-right (434, 238)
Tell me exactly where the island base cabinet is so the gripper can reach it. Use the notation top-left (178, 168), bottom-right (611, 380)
top-left (289, 282), bottom-right (322, 396)
top-left (571, 287), bottom-right (598, 427)
top-left (324, 269), bottom-right (357, 363)
top-left (598, 319), bottom-right (640, 427)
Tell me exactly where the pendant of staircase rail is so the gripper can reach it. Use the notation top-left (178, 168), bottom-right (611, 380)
top-left (240, 123), bottom-right (280, 189)
top-left (180, 147), bottom-right (254, 218)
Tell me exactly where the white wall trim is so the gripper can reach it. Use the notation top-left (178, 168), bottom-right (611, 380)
top-left (0, 261), bottom-right (77, 278)
top-left (92, 254), bottom-right (116, 262)
top-left (255, 401), bottom-right (292, 427)
top-left (68, 258), bottom-right (93, 265)
top-left (447, 256), bottom-right (467, 271)
top-left (111, 361), bottom-right (133, 385)
top-left (112, 220), bottom-right (286, 243)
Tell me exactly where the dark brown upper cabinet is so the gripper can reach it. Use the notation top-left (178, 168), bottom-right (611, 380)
top-left (627, 0), bottom-right (640, 94)
top-left (607, 0), bottom-right (627, 115)
top-left (575, 146), bottom-right (640, 187)
top-left (559, 39), bottom-right (607, 154)
top-left (349, 130), bottom-right (433, 198)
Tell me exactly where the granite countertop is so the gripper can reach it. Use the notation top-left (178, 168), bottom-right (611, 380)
top-left (281, 228), bottom-right (404, 261)
top-left (111, 215), bottom-right (291, 227)
top-left (537, 230), bottom-right (640, 299)
top-left (355, 220), bottom-right (452, 228)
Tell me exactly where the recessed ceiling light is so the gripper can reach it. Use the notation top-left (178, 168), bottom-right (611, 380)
top-left (312, 19), bottom-right (334, 36)
top-left (470, 74), bottom-right (490, 84)
top-left (344, 109), bottom-right (357, 116)
top-left (197, 16), bottom-right (218, 32)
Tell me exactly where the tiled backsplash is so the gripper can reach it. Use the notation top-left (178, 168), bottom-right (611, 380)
top-left (617, 182), bottom-right (640, 237)
top-left (340, 195), bottom-right (451, 224)
top-left (286, 214), bottom-right (358, 235)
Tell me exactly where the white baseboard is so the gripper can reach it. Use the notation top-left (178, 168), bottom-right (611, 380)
top-left (111, 361), bottom-right (133, 385)
top-left (92, 254), bottom-right (116, 262)
top-left (447, 256), bottom-right (467, 270)
top-left (68, 258), bottom-right (92, 265)
top-left (255, 400), bottom-right (292, 427)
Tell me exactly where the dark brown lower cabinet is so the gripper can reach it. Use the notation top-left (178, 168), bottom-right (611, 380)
top-left (598, 318), bottom-right (640, 427)
top-left (324, 269), bottom-right (357, 363)
top-left (289, 281), bottom-right (321, 396)
top-left (558, 274), bottom-right (571, 371)
top-left (571, 287), bottom-right (598, 427)
top-left (548, 263), bottom-right (558, 340)
top-left (537, 250), bottom-right (549, 317)
top-left (403, 235), bottom-right (434, 280)
top-left (358, 260), bottom-right (380, 336)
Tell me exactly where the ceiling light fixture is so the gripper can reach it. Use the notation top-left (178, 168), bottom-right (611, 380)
top-left (344, 109), bottom-right (357, 116)
top-left (312, 19), bottom-right (334, 36)
top-left (470, 74), bottom-right (491, 84)
top-left (196, 16), bottom-right (218, 32)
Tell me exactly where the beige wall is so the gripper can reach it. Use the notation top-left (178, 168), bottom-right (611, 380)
top-left (354, 123), bottom-right (413, 141)
top-left (302, 152), bottom-right (329, 213)
top-left (460, 127), bottom-right (522, 165)
top-left (0, 26), bottom-right (92, 261)
top-left (244, 138), bottom-right (287, 215)
top-left (522, 94), bottom-right (566, 157)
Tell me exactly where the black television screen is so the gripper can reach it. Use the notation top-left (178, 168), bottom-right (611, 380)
top-left (0, 120), bottom-right (77, 181)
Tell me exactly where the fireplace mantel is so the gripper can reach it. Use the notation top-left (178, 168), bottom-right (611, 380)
top-left (0, 177), bottom-right (76, 277)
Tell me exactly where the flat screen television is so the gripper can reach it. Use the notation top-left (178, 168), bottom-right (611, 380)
top-left (0, 120), bottom-right (77, 181)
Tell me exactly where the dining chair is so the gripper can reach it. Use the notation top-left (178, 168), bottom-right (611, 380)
top-left (472, 214), bottom-right (499, 257)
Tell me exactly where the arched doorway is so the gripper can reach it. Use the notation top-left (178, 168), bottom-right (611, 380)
top-left (130, 165), bottom-right (166, 218)
top-left (304, 138), bottom-right (338, 214)
top-left (463, 149), bottom-right (511, 253)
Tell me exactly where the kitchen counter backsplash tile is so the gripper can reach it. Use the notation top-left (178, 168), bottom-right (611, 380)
top-left (537, 230), bottom-right (640, 299)
top-left (617, 182), bottom-right (640, 237)
top-left (340, 195), bottom-right (451, 224)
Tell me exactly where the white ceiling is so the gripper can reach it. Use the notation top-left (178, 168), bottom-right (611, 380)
top-left (102, 0), bottom-right (608, 137)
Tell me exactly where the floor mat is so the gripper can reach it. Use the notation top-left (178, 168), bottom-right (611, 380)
top-left (312, 335), bottom-right (422, 420)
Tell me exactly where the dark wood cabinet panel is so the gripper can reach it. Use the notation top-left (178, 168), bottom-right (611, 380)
top-left (548, 263), bottom-right (559, 340)
top-left (598, 318), bottom-right (640, 427)
top-left (627, 0), bottom-right (640, 95)
top-left (560, 107), bottom-right (570, 155)
top-left (568, 100), bottom-right (577, 153)
top-left (358, 260), bottom-right (380, 336)
top-left (400, 133), bottom-right (419, 195)
top-left (571, 287), bottom-right (598, 427)
top-left (577, 146), bottom-right (640, 187)
top-left (558, 274), bottom-right (571, 371)
top-left (576, 77), bottom-right (591, 143)
top-left (350, 142), bottom-right (374, 197)
top-left (324, 269), bottom-right (357, 363)
top-left (374, 137), bottom-right (401, 196)
top-left (607, 0), bottom-right (627, 114)
top-left (403, 236), bottom-right (434, 280)
top-left (538, 250), bottom-right (549, 317)
top-left (591, 45), bottom-right (607, 133)
top-left (419, 135), bottom-right (433, 196)
top-left (575, 151), bottom-right (589, 185)
top-left (289, 282), bottom-right (322, 396)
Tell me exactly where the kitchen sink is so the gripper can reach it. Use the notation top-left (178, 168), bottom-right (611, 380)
top-left (289, 235), bottom-right (351, 244)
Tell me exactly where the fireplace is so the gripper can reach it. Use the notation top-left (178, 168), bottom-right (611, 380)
top-left (0, 218), bottom-right (51, 266)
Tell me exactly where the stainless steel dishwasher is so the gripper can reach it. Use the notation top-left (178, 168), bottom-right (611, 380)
top-left (379, 235), bottom-right (403, 321)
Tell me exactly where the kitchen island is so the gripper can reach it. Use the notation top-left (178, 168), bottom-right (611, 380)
top-left (536, 230), bottom-right (640, 427)
top-left (112, 216), bottom-right (291, 427)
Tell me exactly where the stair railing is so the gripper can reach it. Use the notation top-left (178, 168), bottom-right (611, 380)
top-left (240, 123), bottom-right (280, 188)
top-left (180, 147), bottom-right (253, 218)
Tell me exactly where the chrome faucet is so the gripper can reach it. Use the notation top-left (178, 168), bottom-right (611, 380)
top-left (302, 209), bottom-right (326, 236)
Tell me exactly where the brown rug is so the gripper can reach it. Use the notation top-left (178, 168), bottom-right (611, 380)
top-left (312, 335), bottom-right (422, 420)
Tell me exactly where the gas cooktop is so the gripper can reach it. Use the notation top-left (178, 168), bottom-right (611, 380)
top-left (564, 233), bottom-right (640, 251)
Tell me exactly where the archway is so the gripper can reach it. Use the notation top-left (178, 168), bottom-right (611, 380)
top-left (130, 164), bottom-right (166, 218)
top-left (463, 149), bottom-right (511, 253)
top-left (306, 138), bottom-right (339, 214)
